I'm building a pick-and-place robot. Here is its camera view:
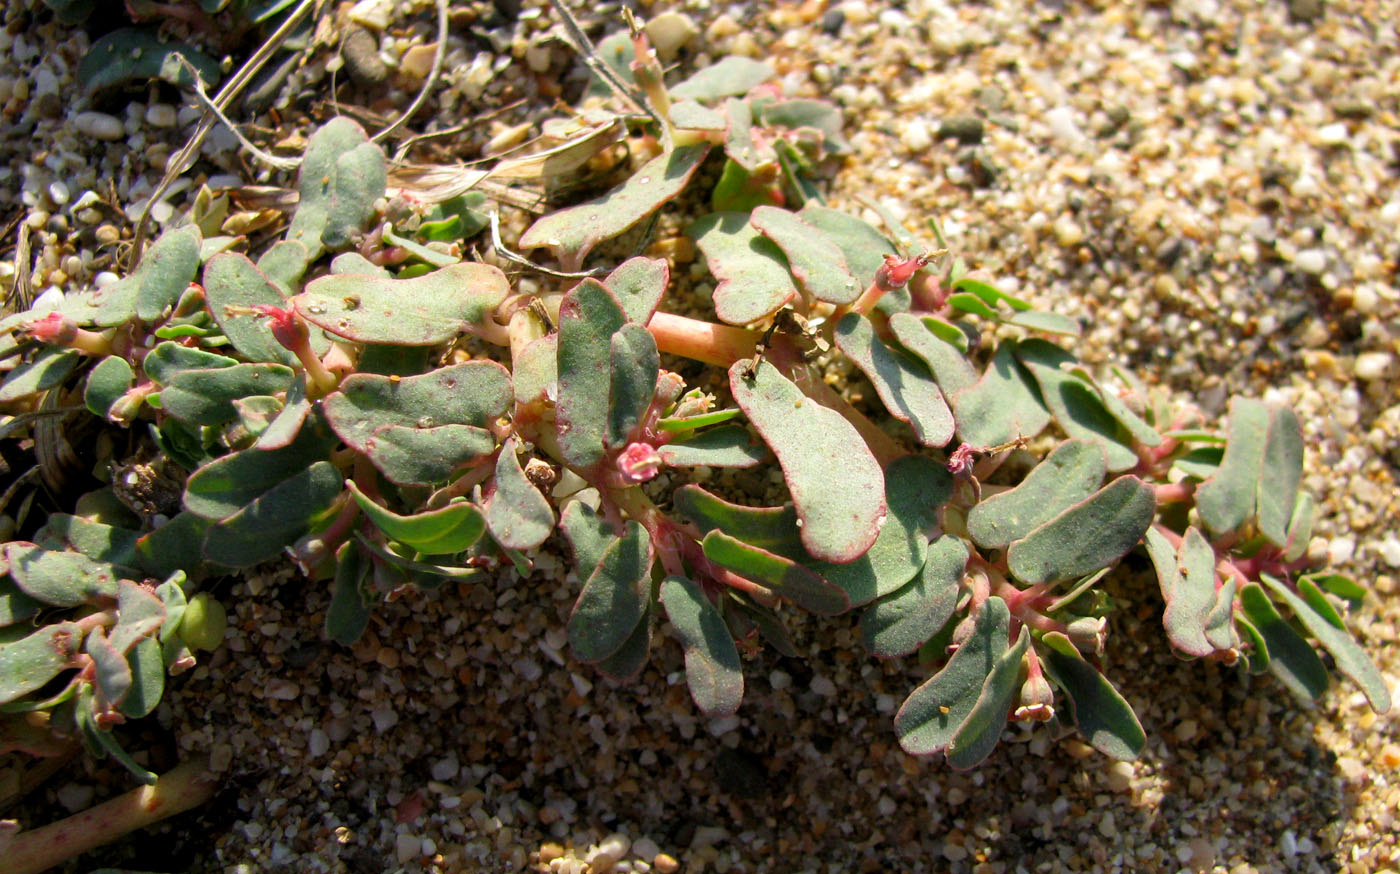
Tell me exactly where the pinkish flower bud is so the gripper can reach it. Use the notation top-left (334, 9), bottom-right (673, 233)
top-left (946, 443), bottom-right (982, 478)
top-left (1066, 616), bottom-right (1108, 656)
top-left (617, 442), bottom-right (663, 484)
top-left (1013, 673), bottom-right (1056, 723)
top-left (25, 311), bottom-right (78, 345)
top-left (875, 254), bottom-right (930, 291)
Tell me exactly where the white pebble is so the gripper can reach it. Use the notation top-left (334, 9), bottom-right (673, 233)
top-left (73, 111), bottom-right (124, 141)
top-left (1315, 122), bottom-right (1349, 146)
top-left (145, 103), bottom-right (177, 128)
top-left (768, 670), bottom-right (791, 690)
top-left (1294, 248), bottom-right (1327, 274)
top-left (644, 12), bottom-right (698, 58)
top-left (430, 756), bottom-right (459, 782)
top-left (56, 782), bottom-right (94, 813)
top-left (587, 833), bottom-right (632, 873)
top-left (396, 832), bottom-right (420, 864)
top-left (266, 679), bottom-right (300, 700)
top-left (47, 180), bottom-right (69, 206)
top-left (1378, 537), bottom-right (1400, 568)
top-left (1353, 352), bottom-right (1392, 381)
top-left (707, 714), bottom-right (741, 736)
top-left (371, 704), bottom-right (399, 732)
top-left (349, 0), bottom-right (393, 29)
top-left (1044, 105), bottom-right (1084, 146)
top-left (1329, 537), bottom-right (1356, 565)
top-left (809, 674), bottom-right (837, 696)
top-left (1280, 829), bottom-right (1298, 857)
top-left (308, 728), bottom-right (329, 757)
top-left (901, 118), bottom-right (932, 152)
top-left (631, 837), bottom-right (661, 861)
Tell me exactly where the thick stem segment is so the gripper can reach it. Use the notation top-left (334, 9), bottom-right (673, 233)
top-left (647, 311), bottom-right (758, 368)
top-left (7, 757), bottom-right (217, 874)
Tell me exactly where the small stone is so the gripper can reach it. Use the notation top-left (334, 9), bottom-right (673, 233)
top-left (342, 28), bottom-right (388, 88)
top-left (1353, 352), bottom-right (1391, 381)
top-left (73, 111), bottom-right (124, 141)
top-left (1054, 215), bottom-right (1084, 247)
top-left (309, 729), bottom-right (329, 757)
top-left (645, 12), bottom-right (698, 59)
top-left (1174, 718), bottom-right (1199, 742)
top-left (538, 842), bottom-right (565, 864)
top-left (266, 679), bottom-right (300, 701)
top-left (901, 118), bottom-right (932, 152)
top-left (430, 756), bottom-right (459, 782)
top-left (349, 0), bottom-right (393, 29)
top-left (56, 782), bottom-right (94, 813)
top-left (1329, 536), bottom-right (1356, 564)
top-left (95, 224), bottom-right (121, 246)
top-left (400, 44), bottom-right (438, 81)
top-left (937, 114), bottom-right (984, 145)
top-left (587, 833), bottom-right (632, 873)
top-left (1288, 0), bottom-right (1323, 22)
top-left (372, 704), bottom-right (399, 732)
top-left (809, 674), bottom-right (836, 696)
top-left (1378, 538), bottom-right (1400, 568)
top-left (375, 646), bottom-right (400, 668)
top-left (1294, 248), bottom-right (1326, 274)
top-left (47, 181), bottom-right (68, 206)
top-left (396, 832), bottom-right (420, 864)
top-left (942, 841), bottom-right (968, 861)
top-left (1105, 761), bottom-right (1134, 792)
top-left (145, 103), bottom-right (177, 128)
top-left (1315, 122), bottom-right (1348, 146)
top-left (653, 853), bottom-right (680, 873)
top-left (631, 837), bottom-right (661, 862)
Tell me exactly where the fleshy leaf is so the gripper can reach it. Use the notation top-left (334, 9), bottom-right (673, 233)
top-left (559, 501), bottom-right (616, 577)
top-left (729, 359), bottom-right (886, 563)
top-left (284, 118), bottom-right (386, 259)
top-left (160, 363), bottom-right (294, 426)
top-left (659, 576), bottom-right (744, 717)
top-left (688, 212), bottom-right (797, 325)
top-left (1162, 527), bottom-right (1222, 657)
top-left (797, 204), bottom-right (897, 289)
top-left (365, 424), bottom-right (495, 486)
top-left (861, 535), bottom-right (967, 657)
top-left (1038, 632), bottom-right (1146, 759)
top-left (484, 438), bottom-right (555, 551)
top-left (1006, 310), bottom-right (1082, 336)
top-left (34, 514), bottom-right (139, 568)
top-left (519, 144), bottom-right (709, 270)
top-left (143, 341), bottom-right (236, 385)
top-left (1256, 406), bottom-right (1304, 547)
top-left (672, 486), bottom-right (804, 560)
top-left (556, 279), bottom-right (626, 471)
top-left (78, 27), bottom-right (220, 93)
top-left (1260, 575), bottom-right (1390, 712)
top-left (604, 257), bottom-right (668, 324)
top-left (201, 462), bottom-right (343, 567)
top-left (1204, 577), bottom-right (1240, 652)
top-left (895, 596), bottom-right (1010, 756)
top-left (809, 455), bottom-right (951, 607)
top-left (322, 362), bottom-right (511, 454)
top-left (0, 622), bottom-right (82, 705)
top-left (4, 544), bottom-right (120, 607)
top-left (0, 579), bottom-right (43, 626)
top-left (751, 206), bottom-right (861, 305)
top-left (118, 636), bottom-right (164, 719)
top-left (135, 513), bottom-right (210, 580)
top-left (256, 373), bottom-right (311, 450)
top-left (758, 99), bottom-right (851, 154)
top-left (947, 628), bottom-right (1029, 769)
top-left (0, 347), bottom-right (82, 402)
top-left (1195, 398), bottom-right (1270, 537)
top-left (607, 324), bottom-right (660, 449)
top-left (594, 606), bottom-right (652, 683)
top-left (1283, 493), bottom-right (1317, 563)
top-left (567, 521), bottom-right (652, 663)
top-left (657, 425), bottom-right (765, 469)
top-left (888, 313), bottom-right (977, 395)
top-left (1016, 340), bottom-right (1138, 471)
top-left (109, 580), bottom-right (166, 653)
top-left (348, 481), bottom-right (485, 555)
top-left (326, 541), bottom-right (371, 645)
top-left (294, 262), bottom-right (510, 346)
top-left (84, 355), bottom-right (136, 419)
top-left (132, 225), bottom-right (203, 322)
top-left (1007, 476), bottom-right (1156, 585)
top-left (76, 682), bottom-right (157, 784)
top-left (669, 57), bottom-right (773, 102)
top-left (701, 531), bottom-right (849, 616)
top-left (183, 423), bottom-right (335, 520)
top-left (203, 252), bottom-right (299, 365)
top-left (256, 240), bottom-right (310, 295)
top-left (722, 97), bottom-right (767, 172)
top-left (967, 439), bottom-right (1106, 550)
top-left (951, 341), bottom-right (1050, 448)
top-left (834, 314), bottom-right (954, 447)
top-left (87, 627), bottom-right (132, 709)
top-left (1238, 582), bottom-right (1328, 704)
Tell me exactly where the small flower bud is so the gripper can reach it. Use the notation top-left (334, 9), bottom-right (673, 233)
top-left (1066, 616), bottom-right (1108, 656)
top-left (24, 311), bottom-right (78, 345)
top-left (617, 442), bottom-right (663, 484)
top-left (875, 254), bottom-right (930, 291)
top-left (1013, 673), bottom-right (1056, 723)
top-left (946, 442), bottom-right (982, 478)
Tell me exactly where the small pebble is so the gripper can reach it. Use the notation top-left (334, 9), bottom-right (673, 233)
top-left (400, 44), bottom-right (438, 81)
top-left (645, 12), bottom-right (698, 59)
top-left (430, 757), bottom-right (459, 782)
top-left (341, 29), bottom-right (388, 87)
top-left (631, 837), bottom-right (661, 861)
top-left (652, 853), bottom-right (679, 873)
top-left (1378, 537), bottom-right (1400, 568)
top-left (1295, 248), bottom-right (1327, 274)
top-left (308, 729), bottom-right (330, 757)
top-left (1353, 352), bottom-right (1391, 381)
top-left (145, 104), bottom-right (177, 128)
top-left (56, 782), bottom-right (94, 813)
top-left (348, 0), bottom-right (393, 29)
top-left (937, 114), bottom-right (984, 145)
top-left (396, 832), bottom-right (420, 864)
top-left (73, 111), bottom-right (124, 141)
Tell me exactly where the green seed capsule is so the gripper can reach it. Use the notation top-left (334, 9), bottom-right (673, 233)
top-left (179, 593), bottom-right (227, 652)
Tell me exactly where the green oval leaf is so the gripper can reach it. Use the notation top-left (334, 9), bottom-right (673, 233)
top-left (1161, 527), bottom-right (1221, 658)
top-left (1007, 475), bottom-right (1156, 585)
top-left (161, 362), bottom-right (294, 426)
top-left (659, 576), bottom-right (743, 717)
top-left (1259, 575), bottom-right (1390, 712)
top-left (608, 323), bottom-right (660, 449)
top-left (520, 144), bottom-right (709, 270)
top-left (202, 462), bottom-right (344, 567)
top-left (0, 622), bottom-right (82, 705)
top-left (4, 544), bottom-right (120, 607)
top-left (951, 341), bottom-right (1050, 448)
top-left (285, 118), bottom-right (386, 260)
top-left (84, 356), bottom-right (136, 419)
top-left (751, 206), bottom-right (861, 305)
top-left (326, 541), bottom-right (372, 645)
top-left (348, 481), bottom-right (485, 555)
top-left (1238, 582), bottom-right (1328, 704)
top-left (567, 521), bottom-right (652, 663)
top-left (687, 211), bottom-right (797, 325)
top-left (947, 627), bottom-right (1029, 769)
top-left (78, 27), bottom-right (221, 93)
top-left (203, 252), bottom-right (299, 365)
top-left (967, 439), bottom-right (1106, 550)
top-left (861, 535), bottom-right (967, 658)
top-left (1038, 632), bottom-right (1145, 760)
top-left (322, 361), bottom-right (512, 454)
top-left (294, 262), bottom-right (510, 346)
top-left (556, 278), bottom-right (626, 471)
top-left (1016, 340), bottom-right (1138, 472)
top-left (834, 313), bottom-right (954, 447)
top-left (672, 486), bottom-right (805, 560)
top-left (1195, 397), bottom-right (1270, 537)
top-left (657, 425), bottom-right (765, 469)
top-left (701, 530), bottom-right (849, 616)
top-left (483, 438), bottom-right (555, 551)
top-left (729, 360), bottom-right (886, 563)
top-left (894, 596), bottom-right (1010, 756)
top-left (888, 313), bottom-right (977, 394)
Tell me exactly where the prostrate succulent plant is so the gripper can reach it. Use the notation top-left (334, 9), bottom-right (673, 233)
top-left (0, 12), bottom-right (1389, 799)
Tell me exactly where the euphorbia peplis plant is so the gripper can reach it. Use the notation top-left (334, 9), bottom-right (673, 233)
top-left (0, 11), bottom-right (1389, 812)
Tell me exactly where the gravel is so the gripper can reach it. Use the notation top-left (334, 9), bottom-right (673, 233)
top-left (1, 0), bottom-right (1398, 872)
